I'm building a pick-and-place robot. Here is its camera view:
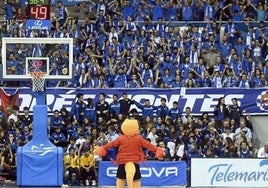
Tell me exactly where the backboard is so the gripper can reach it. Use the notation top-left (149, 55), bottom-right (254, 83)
top-left (2, 37), bottom-right (73, 80)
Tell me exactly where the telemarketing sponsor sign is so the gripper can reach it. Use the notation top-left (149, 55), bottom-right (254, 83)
top-left (191, 158), bottom-right (268, 187)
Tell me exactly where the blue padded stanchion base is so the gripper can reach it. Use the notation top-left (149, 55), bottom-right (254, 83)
top-left (17, 146), bottom-right (63, 186)
top-left (16, 105), bottom-right (63, 186)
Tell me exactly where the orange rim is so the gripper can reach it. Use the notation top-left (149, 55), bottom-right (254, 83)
top-left (29, 72), bottom-right (46, 79)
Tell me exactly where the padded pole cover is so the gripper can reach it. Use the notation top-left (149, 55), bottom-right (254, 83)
top-left (17, 104), bottom-right (63, 186)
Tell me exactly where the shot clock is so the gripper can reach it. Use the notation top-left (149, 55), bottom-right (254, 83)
top-left (27, 0), bottom-right (50, 20)
top-left (28, 0), bottom-right (50, 5)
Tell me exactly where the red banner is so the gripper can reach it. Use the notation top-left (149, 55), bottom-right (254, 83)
top-left (0, 88), bottom-right (19, 119)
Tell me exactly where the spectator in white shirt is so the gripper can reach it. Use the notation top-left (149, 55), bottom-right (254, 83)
top-left (8, 105), bottom-right (19, 122)
top-left (106, 125), bottom-right (118, 142)
top-left (235, 119), bottom-right (252, 142)
top-left (257, 141), bottom-right (268, 159)
top-left (147, 126), bottom-right (159, 146)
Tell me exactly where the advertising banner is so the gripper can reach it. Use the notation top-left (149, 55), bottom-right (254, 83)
top-left (50, 0), bottom-right (88, 6)
top-left (191, 158), bottom-right (268, 187)
top-left (1, 88), bottom-right (268, 115)
top-left (26, 20), bottom-right (51, 30)
top-left (98, 161), bottom-right (187, 186)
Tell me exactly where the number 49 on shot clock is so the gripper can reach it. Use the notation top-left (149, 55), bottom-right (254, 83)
top-left (27, 0), bottom-right (50, 20)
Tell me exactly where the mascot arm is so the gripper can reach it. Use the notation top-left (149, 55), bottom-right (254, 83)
top-left (94, 146), bottom-right (107, 157)
top-left (94, 138), bottom-right (120, 157)
top-left (140, 136), bottom-right (164, 158)
top-left (155, 147), bottom-right (164, 159)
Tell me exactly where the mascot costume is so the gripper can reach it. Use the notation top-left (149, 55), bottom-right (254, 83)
top-left (95, 119), bottom-right (164, 188)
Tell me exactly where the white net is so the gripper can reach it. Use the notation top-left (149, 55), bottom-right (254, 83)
top-left (30, 73), bottom-right (45, 92)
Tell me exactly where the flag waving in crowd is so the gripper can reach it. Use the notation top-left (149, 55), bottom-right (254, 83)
top-left (0, 88), bottom-right (19, 119)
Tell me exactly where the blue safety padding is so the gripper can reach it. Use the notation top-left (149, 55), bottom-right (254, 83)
top-left (17, 104), bottom-right (63, 186)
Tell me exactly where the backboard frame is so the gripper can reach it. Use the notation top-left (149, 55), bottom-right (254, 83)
top-left (2, 37), bottom-right (73, 80)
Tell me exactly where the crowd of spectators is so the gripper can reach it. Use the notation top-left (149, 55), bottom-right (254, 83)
top-left (0, 91), bottom-right (264, 186)
top-left (2, 0), bottom-right (268, 88)
top-left (1, 0), bottom-right (268, 186)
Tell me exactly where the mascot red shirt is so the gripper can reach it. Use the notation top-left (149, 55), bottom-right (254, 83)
top-left (96, 119), bottom-right (164, 188)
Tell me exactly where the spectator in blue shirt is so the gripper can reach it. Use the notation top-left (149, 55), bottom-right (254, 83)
top-left (171, 75), bottom-right (184, 88)
top-left (5, 0), bottom-right (15, 21)
top-left (110, 66), bottom-right (127, 88)
top-left (140, 18), bottom-right (154, 34)
top-left (127, 73), bottom-right (142, 88)
top-left (66, 121), bottom-right (78, 141)
top-left (251, 68), bottom-right (262, 88)
top-left (223, 68), bottom-right (238, 88)
top-left (234, 37), bottom-right (247, 59)
top-left (109, 94), bottom-right (121, 116)
top-left (71, 93), bottom-right (87, 125)
top-left (214, 97), bottom-right (229, 128)
top-left (67, 70), bottom-right (82, 88)
top-left (237, 73), bottom-right (251, 88)
top-left (231, 54), bottom-right (243, 78)
top-left (185, 142), bottom-right (202, 184)
top-left (133, 3), bottom-right (145, 29)
top-left (169, 101), bottom-right (182, 123)
top-left (179, 56), bottom-right (194, 80)
top-left (84, 98), bottom-right (97, 126)
top-left (122, 30), bottom-right (135, 50)
top-left (99, 67), bottom-right (114, 88)
top-left (182, 1), bottom-right (193, 21)
top-left (193, 1), bottom-right (204, 21)
top-left (232, 10), bottom-right (245, 22)
top-left (6, 52), bottom-right (19, 75)
top-left (255, 74), bottom-right (268, 88)
top-left (160, 54), bottom-right (176, 76)
top-left (164, 1), bottom-right (179, 21)
top-left (204, 0), bottom-right (216, 21)
top-left (96, 10), bottom-right (107, 33)
top-left (49, 125), bottom-right (67, 148)
top-left (143, 77), bottom-right (157, 88)
top-left (224, 18), bottom-right (239, 44)
top-left (56, 1), bottom-right (70, 28)
top-left (154, 17), bottom-right (170, 38)
top-left (50, 110), bottom-right (63, 135)
top-left (219, 34), bottom-right (233, 61)
top-left (152, 0), bottom-right (165, 22)
top-left (161, 68), bottom-right (174, 88)
top-left (202, 34), bottom-right (217, 53)
top-left (122, 0), bottom-right (134, 21)
top-left (60, 107), bottom-right (74, 129)
top-left (141, 62), bottom-right (154, 84)
top-left (242, 51), bottom-right (254, 78)
top-left (133, 99), bottom-right (157, 122)
top-left (156, 98), bottom-right (169, 120)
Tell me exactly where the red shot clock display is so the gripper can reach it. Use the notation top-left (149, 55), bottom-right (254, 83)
top-left (27, 0), bottom-right (50, 20)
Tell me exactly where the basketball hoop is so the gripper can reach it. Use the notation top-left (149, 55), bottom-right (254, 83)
top-left (29, 72), bottom-right (46, 92)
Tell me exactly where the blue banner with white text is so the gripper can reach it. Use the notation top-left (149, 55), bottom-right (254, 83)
top-left (98, 161), bottom-right (187, 186)
top-left (50, 0), bottom-right (85, 6)
top-left (1, 88), bottom-right (268, 115)
top-left (26, 20), bottom-right (51, 30)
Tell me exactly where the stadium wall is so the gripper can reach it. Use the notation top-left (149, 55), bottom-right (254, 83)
top-left (250, 116), bottom-right (268, 148)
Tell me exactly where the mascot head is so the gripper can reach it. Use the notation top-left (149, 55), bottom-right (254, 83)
top-left (121, 119), bottom-right (139, 137)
